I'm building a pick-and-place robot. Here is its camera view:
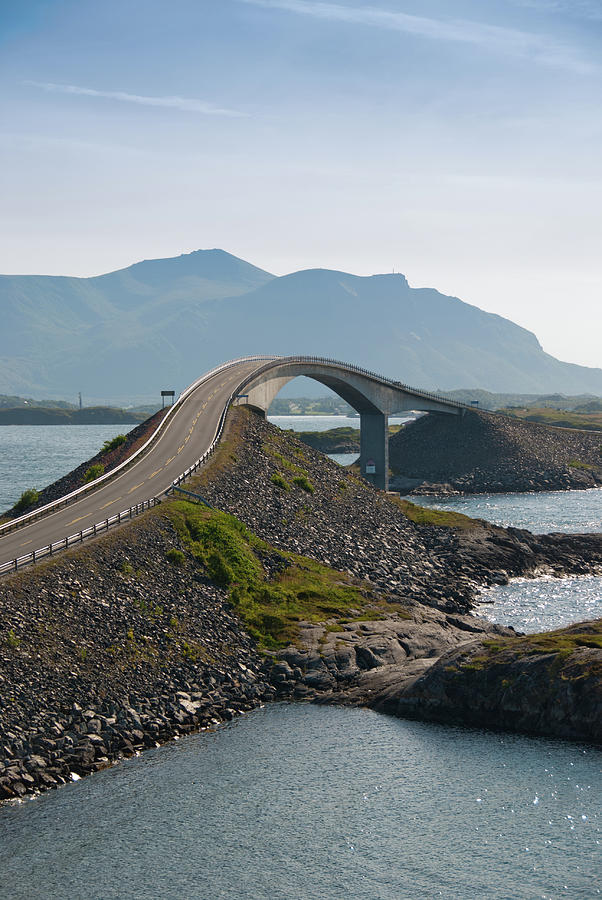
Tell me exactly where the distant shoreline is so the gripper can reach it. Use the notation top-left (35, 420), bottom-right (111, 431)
top-left (0, 408), bottom-right (148, 426)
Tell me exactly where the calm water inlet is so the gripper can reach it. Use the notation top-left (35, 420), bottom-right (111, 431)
top-left (0, 704), bottom-right (599, 900)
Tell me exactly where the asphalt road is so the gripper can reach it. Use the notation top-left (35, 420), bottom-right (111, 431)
top-left (0, 358), bottom-right (269, 569)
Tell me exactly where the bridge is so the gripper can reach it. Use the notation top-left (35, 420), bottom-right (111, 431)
top-left (0, 355), bottom-right (465, 575)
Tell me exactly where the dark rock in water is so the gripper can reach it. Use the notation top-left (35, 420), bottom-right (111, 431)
top-left (389, 409), bottom-right (602, 494)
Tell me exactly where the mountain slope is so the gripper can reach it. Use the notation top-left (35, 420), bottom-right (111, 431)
top-left (206, 269), bottom-right (602, 395)
top-left (0, 252), bottom-right (600, 401)
top-left (0, 250), bottom-right (274, 399)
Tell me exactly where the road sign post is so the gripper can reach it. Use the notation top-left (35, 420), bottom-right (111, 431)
top-left (161, 390), bottom-right (175, 409)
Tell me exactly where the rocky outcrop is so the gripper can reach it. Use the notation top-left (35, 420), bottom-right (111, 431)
top-left (371, 620), bottom-right (602, 744)
top-left (262, 608), bottom-right (515, 702)
top-left (389, 408), bottom-right (602, 493)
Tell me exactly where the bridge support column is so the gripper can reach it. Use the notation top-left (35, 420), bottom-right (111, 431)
top-left (360, 412), bottom-right (389, 491)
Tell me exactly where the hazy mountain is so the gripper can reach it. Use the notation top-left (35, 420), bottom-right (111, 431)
top-left (206, 268), bottom-right (602, 396)
top-left (0, 250), bottom-right (273, 399)
top-left (1, 250), bottom-right (600, 402)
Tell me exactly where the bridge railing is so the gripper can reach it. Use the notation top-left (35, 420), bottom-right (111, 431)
top-left (0, 498), bottom-right (161, 577)
top-left (232, 355), bottom-right (468, 411)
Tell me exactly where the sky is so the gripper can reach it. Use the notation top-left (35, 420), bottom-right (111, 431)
top-left (1, 0), bottom-right (601, 369)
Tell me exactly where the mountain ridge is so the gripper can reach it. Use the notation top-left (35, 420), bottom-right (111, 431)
top-left (1, 249), bottom-right (600, 402)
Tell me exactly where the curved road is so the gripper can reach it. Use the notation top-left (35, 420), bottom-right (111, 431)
top-left (0, 358), bottom-right (271, 570)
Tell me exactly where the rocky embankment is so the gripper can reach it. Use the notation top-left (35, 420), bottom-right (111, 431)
top-left (1, 407), bottom-right (601, 802)
top-left (196, 409), bottom-right (602, 614)
top-left (389, 408), bottom-right (602, 493)
top-left (1, 409), bottom-right (168, 521)
top-left (0, 513), bottom-right (273, 801)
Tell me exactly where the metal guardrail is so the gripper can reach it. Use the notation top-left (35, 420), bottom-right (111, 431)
top-left (0, 355), bottom-right (275, 539)
top-left (0, 353), bottom-right (468, 578)
top-left (0, 355), bottom-right (277, 577)
top-left (0, 498), bottom-right (161, 576)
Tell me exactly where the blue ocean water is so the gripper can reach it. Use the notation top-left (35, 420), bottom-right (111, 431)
top-left (0, 704), bottom-right (599, 900)
top-left (0, 424), bottom-right (128, 511)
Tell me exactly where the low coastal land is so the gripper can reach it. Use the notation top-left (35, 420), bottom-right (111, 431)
top-left (1, 407), bottom-right (601, 803)
top-left (0, 407), bottom-right (149, 426)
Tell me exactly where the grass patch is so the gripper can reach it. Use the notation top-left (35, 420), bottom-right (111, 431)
top-left (460, 622), bottom-right (602, 675)
top-left (568, 459), bottom-right (595, 471)
top-left (264, 446), bottom-right (306, 476)
top-left (166, 500), bottom-right (397, 649)
top-left (166, 548), bottom-right (186, 567)
top-left (13, 488), bottom-right (39, 514)
top-left (5, 628), bottom-right (21, 649)
top-left (292, 475), bottom-right (315, 494)
top-left (102, 434), bottom-right (127, 454)
top-left (270, 472), bottom-right (290, 491)
top-left (84, 463), bottom-right (105, 483)
top-left (392, 497), bottom-right (478, 530)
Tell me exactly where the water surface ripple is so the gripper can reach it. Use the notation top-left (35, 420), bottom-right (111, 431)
top-left (1, 705), bottom-right (599, 900)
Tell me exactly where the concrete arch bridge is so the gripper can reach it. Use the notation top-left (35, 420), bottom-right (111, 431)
top-left (234, 356), bottom-right (466, 491)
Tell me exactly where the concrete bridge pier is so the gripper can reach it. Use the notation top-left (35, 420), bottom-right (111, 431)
top-left (360, 412), bottom-right (389, 491)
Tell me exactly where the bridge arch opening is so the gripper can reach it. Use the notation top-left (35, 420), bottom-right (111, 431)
top-left (235, 357), bottom-right (462, 491)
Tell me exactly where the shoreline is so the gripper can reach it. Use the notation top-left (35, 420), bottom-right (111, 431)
top-left (1, 408), bottom-right (601, 804)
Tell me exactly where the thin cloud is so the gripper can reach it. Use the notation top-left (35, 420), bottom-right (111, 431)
top-left (239, 0), bottom-right (596, 73)
top-left (509, 0), bottom-right (602, 21)
top-left (25, 81), bottom-right (249, 117)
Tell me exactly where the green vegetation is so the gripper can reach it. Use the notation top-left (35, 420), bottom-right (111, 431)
top-left (102, 434), bottom-right (128, 454)
top-left (568, 459), bottom-right (595, 471)
top-left (295, 426), bottom-right (360, 452)
top-left (292, 474), bottom-right (315, 494)
top-left (460, 622), bottom-right (602, 673)
top-left (166, 548), bottom-right (186, 567)
top-left (392, 497), bottom-right (478, 530)
top-left (84, 463), bottom-right (105, 483)
top-left (499, 406), bottom-right (602, 432)
top-left (167, 500), bottom-right (400, 649)
top-left (5, 628), bottom-right (21, 649)
top-left (270, 472), bottom-right (290, 491)
top-left (13, 488), bottom-right (39, 514)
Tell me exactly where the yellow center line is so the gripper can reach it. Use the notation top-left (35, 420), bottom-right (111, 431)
top-left (166, 456), bottom-right (176, 464)
top-left (149, 469), bottom-right (162, 479)
top-left (67, 515), bottom-right (89, 526)
top-left (20, 539), bottom-right (33, 547)
top-left (127, 482), bottom-right (144, 494)
top-left (177, 445), bottom-right (184, 454)
top-left (99, 499), bottom-right (118, 510)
